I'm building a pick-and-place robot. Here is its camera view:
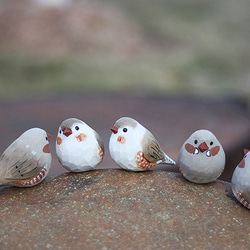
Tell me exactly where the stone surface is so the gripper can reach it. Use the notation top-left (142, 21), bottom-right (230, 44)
top-left (0, 169), bottom-right (249, 249)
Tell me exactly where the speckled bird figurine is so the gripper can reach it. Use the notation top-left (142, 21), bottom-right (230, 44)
top-left (178, 129), bottom-right (225, 184)
top-left (109, 117), bottom-right (176, 171)
top-left (56, 118), bottom-right (105, 172)
top-left (0, 128), bottom-right (52, 187)
top-left (231, 149), bottom-right (250, 209)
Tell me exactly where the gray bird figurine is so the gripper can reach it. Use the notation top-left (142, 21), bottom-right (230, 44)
top-left (231, 149), bottom-right (250, 209)
top-left (0, 128), bottom-right (52, 187)
top-left (178, 129), bottom-right (225, 184)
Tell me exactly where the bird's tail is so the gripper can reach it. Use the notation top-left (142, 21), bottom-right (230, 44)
top-left (163, 153), bottom-right (176, 165)
top-left (234, 191), bottom-right (250, 209)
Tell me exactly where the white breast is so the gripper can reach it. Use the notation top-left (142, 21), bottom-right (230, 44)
top-left (56, 132), bottom-right (101, 172)
top-left (109, 127), bottom-right (145, 171)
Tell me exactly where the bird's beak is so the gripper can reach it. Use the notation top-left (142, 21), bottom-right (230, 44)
top-left (63, 128), bottom-right (73, 137)
top-left (47, 133), bottom-right (52, 142)
top-left (198, 142), bottom-right (209, 152)
top-left (244, 149), bottom-right (250, 155)
top-left (111, 126), bottom-right (118, 134)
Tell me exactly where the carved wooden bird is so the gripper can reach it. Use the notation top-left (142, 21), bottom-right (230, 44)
top-left (231, 149), bottom-right (250, 209)
top-left (109, 117), bottom-right (175, 171)
top-left (0, 128), bottom-right (52, 187)
top-left (56, 118), bottom-right (104, 172)
top-left (178, 129), bottom-right (225, 183)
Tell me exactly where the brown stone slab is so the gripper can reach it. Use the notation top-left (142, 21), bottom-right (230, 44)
top-left (0, 169), bottom-right (249, 249)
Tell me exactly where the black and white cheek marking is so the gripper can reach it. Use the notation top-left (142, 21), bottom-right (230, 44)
top-left (194, 148), bottom-right (199, 155)
top-left (206, 150), bottom-right (211, 157)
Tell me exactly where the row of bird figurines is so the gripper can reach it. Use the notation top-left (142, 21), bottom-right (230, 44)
top-left (0, 117), bottom-right (249, 210)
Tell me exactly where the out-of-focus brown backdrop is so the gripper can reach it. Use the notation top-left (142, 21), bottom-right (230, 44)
top-left (0, 0), bottom-right (249, 181)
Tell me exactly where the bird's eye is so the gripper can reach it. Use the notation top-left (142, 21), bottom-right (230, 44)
top-left (75, 126), bottom-right (79, 131)
top-left (194, 140), bottom-right (198, 144)
top-left (59, 130), bottom-right (62, 134)
top-left (123, 128), bottom-right (128, 133)
top-left (45, 137), bottom-right (48, 141)
top-left (210, 141), bottom-right (213, 146)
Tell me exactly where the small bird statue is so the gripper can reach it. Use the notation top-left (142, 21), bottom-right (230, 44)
top-left (0, 128), bottom-right (52, 187)
top-left (178, 129), bottom-right (225, 184)
top-left (109, 117), bottom-right (176, 171)
top-left (231, 149), bottom-right (250, 209)
top-left (56, 118), bottom-right (105, 172)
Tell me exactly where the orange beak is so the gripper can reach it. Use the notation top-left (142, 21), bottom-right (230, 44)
top-left (111, 126), bottom-right (118, 134)
top-left (63, 128), bottom-right (72, 137)
top-left (244, 149), bottom-right (250, 155)
top-left (198, 142), bottom-right (209, 152)
top-left (47, 133), bottom-right (52, 142)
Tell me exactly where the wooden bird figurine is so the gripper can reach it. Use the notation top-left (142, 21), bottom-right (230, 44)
top-left (56, 118), bottom-right (104, 172)
top-left (109, 117), bottom-right (175, 171)
top-left (178, 129), bottom-right (225, 183)
top-left (0, 128), bottom-right (52, 187)
top-left (231, 149), bottom-right (250, 209)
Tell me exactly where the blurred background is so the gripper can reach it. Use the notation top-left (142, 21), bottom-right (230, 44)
top-left (0, 0), bottom-right (249, 181)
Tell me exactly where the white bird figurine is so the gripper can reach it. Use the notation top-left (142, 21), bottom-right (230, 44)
top-left (178, 129), bottom-right (225, 184)
top-left (231, 149), bottom-right (250, 209)
top-left (109, 117), bottom-right (176, 171)
top-left (0, 128), bottom-right (52, 187)
top-left (56, 118), bottom-right (105, 172)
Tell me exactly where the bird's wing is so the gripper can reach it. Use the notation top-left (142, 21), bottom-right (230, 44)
top-left (94, 131), bottom-right (105, 154)
top-left (142, 130), bottom-right (165, 163)
top-left (0, 141), bottom-right (43, 181)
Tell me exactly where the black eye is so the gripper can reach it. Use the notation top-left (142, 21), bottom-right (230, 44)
top-left (123, 128), bottom-right (128, 133)
top-left (46, 137), bottom-right (48, 141)
top-left (210, 141), bottom-right (213, 146)
top-left (194, 140), bottom-right (198, 144)
top-left (75, 126), bottom-right (79, 131)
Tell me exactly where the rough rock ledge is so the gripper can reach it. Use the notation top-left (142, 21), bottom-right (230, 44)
top-left (0, 169), bottom-right (249, 249)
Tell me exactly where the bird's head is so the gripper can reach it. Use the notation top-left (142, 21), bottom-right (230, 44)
top-left (57, 118), bottom-right (89, 145)
top-left (21, 128), bottom-right (51, 154)
top-left (184, 129), bottom-right (221, 157)
top-left (110, 117), bottom-right (138, 144)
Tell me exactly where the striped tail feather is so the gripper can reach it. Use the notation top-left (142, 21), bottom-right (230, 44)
top-left (235, 191), bottom-right (250, 209)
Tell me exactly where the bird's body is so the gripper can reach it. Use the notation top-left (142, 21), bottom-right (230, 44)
top-left (231, 149), bottom-right (250, 209)
top-left (56, 118), bottom-right (104, 172)
top-left (178, 129), bottom-right (225, 184)
top-left (0, 128), bottom-right (52, 187)
top-left (109, 117), bottom-right (175, 171)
